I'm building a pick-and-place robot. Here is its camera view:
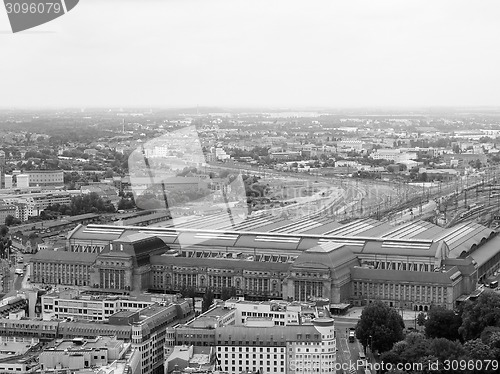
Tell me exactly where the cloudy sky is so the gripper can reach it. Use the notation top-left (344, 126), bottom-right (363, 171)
top-left (1, 0), bottom-right (499, 108)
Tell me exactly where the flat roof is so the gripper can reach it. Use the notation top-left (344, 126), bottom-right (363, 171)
top-left (31, 249), bottom-right (98, 264)
top-left (66, 213), bottom-right (100, 222)
top-left (351, 266), bottom-right (460, 284)
top-left (53, 337), bottom-right (121, 351)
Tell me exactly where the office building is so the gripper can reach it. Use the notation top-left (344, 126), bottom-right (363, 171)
top-left (25, 170), bottom-right (64, 187)
top-left (170, 298), bottom-right (334, 374)
top-left (0, 336), bottom-right (40, 373)
top-left (0, 204), bottom-right (16, 224)
top-left (16, 174), bottom-right (30, 188)
top-left (41, 289), bottom-right (157, 321)
top-left (165, 346), bottom-right (216, 374)
top-left (130, 303), bottom-right (192, 374)
top-left (215, 318), bottom-right (336, 374)
top-left (0, 190), bottom-right (77, 217)
top-left (38, 336), bottom-right (126, 371)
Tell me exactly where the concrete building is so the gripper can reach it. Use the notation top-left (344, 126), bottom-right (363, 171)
top-left (16, 174), bottom-right (30, 189)
top-left (269, 152), bottom-right (301, 161)
top-left (41, 289), bottom-right (156, 321)
top-left (25, 170), bottom-right (64, 187)
top-left (215, 147), bottom-right (231, 161)
top-left (31, 250), bottom-right (97, 287)
top-left (32, 233), bottom-right (168, 292)
top-left (165, 346), bottom-right (216, 374)
top-left (0, 300), bottom-right (193, 345)
top-left (0, 337), bottom-right (40, 373)
top-left (0, 204), bottom-right (16, 224)
top-left (443, 153), bottom-right (488, 167)
top-left (337, 140), bottom-right (364, 151)
top-left (215, 317), bottom-right (336, 374)
top-left (4, 174), bottom-right (12, 189)
top-left (0, 190), bottom-right (77, 217)
top-left (371, 149), bottom-right (417, 163)
top-left (130, 304), bottom-right (193, 374)
top-left (38, 336), bottom-right (126, 371)
top-left (170, 299), bottom-right (334, 374)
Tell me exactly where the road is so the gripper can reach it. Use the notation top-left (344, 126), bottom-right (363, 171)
top-left (13, 272), bottom-right (23, 290)
top-left (335, 320), bottom-right (366, 374)
top-left (7, 249), bottom-right (32, 292)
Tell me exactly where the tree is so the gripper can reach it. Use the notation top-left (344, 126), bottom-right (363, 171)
top-left (378, 350), bottom-right (401, 367)
top-left (463, 338), bottom-right (495, 361)
top-left (427, 338), bottom-right (464, 362)
top-left (104, 168), bottom-right (114, 178)
top-left (202, 288), bottom-right (214, 313)
top-left (417, 312), bottom-right (427, 329)
top-left (425, 305), bottom-right (462, 341)
top-left (0, 226), bottom-right (12, 259)
top-left (0, 225), bottom-right (8, 237)
top-left (355, 301), bottom-right (405, 353)
top-left (4, 215), bottom-right (15, 226)
top-left (381, 334), bottom-right (465, 372)
top-left (399, 332), bottom-right (431, 363)
top-left (69, 192), bottom-right (116, 215)
top-left (460, 291), bottom-right (500, 341)
top-left (118, 197), bottom-right (135, 210)
top-left (221, 287), bottom-right (237, 301)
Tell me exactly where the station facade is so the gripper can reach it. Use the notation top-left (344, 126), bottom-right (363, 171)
top-left (30, 219), bottom-right (500, 311)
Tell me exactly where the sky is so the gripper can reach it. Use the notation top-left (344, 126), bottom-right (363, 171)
top-left (1, 0), bottom-right (500, 109)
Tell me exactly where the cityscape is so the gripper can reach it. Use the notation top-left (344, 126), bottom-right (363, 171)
top-left (0, 108), bottom-right (499, 374)
top-left (2, 0), bottom-right (500, 373)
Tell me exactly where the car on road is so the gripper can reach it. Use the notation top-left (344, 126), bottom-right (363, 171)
top-left (348, 328), bottom-right (355, 342)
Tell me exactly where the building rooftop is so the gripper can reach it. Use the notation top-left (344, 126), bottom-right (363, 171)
top-left (52, 337), bottom-right (123, 351)
top-left (465, 235), bottom-right (500, 267)
top-left (440, 222), bottom-right (495, 257)
top-left (351, 266), bottom-right (462, 284)
top-left (216, 324), bottom-right (322, 345)
top-left (0, 341), bottom-right (37, 360)
top-left (31, 249), bottom-right (98, 264)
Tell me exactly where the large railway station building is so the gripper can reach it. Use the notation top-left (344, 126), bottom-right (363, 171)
top-left (30, 214), bottom-right (500, 312)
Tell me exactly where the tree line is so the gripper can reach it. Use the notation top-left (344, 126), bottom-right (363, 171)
top-left (356, 292), bottom-right (500, 373)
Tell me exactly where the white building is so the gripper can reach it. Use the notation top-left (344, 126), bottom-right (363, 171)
top-left (41, 290), bottom-right (155, 321)
top-left (371, 149), bottom-right (417, 163)
top-left (16, 174), bottom-right (29, 188)
top-left (338, 140), bottom-right (364, 151)
top-left (223, 298), bottom-right (323, 327)
top-left (38, 336), bottom-right (125, 371)
top-left (131, 305), bottom-right (188, 374)
top-left (334, 160), bottom-right (360, 168)
top-left (4, 175), bottom-right (12, 189)
top-left (0, 191), bottom-right (75, 217)
top-left (215, 147), bottom-right (231, 161)
top-left (215, 318), bottom-right (336, 374)
top-left (288, 318), bottom-right (337, 374)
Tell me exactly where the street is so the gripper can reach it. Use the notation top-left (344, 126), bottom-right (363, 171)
top-left (335, 319), bottom-right (366, 374)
